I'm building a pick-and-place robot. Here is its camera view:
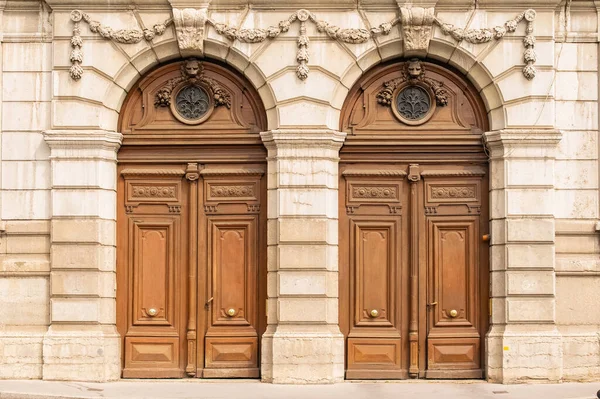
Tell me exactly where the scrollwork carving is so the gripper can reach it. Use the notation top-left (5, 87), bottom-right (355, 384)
top-left (352, 186), bottom-right (398, 199)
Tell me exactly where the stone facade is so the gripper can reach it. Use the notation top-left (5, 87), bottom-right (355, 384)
top-left (0, 0), bottom-right (598, 384)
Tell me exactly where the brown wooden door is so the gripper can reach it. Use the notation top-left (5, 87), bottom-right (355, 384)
top-left (339, 59), bottom-right (490, 380)
top-left (116, 60), bottom-right (268, 379)
top-left (422, 170), bottom-right (486, 379)
top-left (117, 165), bottom-right (266, 378)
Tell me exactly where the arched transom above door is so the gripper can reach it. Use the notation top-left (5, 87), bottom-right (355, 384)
top-left (342, 59), bottom-right (488, 138)
top-left (118, 59), bottom-right (267, 145)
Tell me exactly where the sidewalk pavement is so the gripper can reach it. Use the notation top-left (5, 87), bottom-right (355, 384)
top-left (0, 380), bottom-right (599, 399)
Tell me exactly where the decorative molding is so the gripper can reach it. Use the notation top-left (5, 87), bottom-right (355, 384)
top-left (121, 168), bottom-right (186, 177)
top-left (69, 9), bottom-right (172, 80)
top-left (185, 163), bottom-right (200, 181)
top-left (67, 6), bottom-right (538, 81)
top-left (172, 8), bottom-right (207, 55)
top-left (352, 186), bottom-right (399, 199)
top-left (430, 186), bottom-right (476, 199)
top-left (342, 169), bottom-right (407, 177)
top-left (420, 169), bottom-right (486, 177)
top-left (200, 168), bottom-right (265, 176)
top-left (210, 185), bottom-right (255, 198)
top-left (131, 186), bottom-right (177, 199)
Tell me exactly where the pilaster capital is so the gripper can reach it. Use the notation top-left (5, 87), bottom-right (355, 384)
top-left (260, 129), bottom-right (346, 148)
top-left (260, 129), bottom-right (347, 161)
top-left (43, 129), bottom-right (123, 160)
top-left (484, 129), bottom-right (562, 158)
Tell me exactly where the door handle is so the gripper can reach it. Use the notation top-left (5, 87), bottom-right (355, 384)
top-left (427, 301), bottom-right (437, 308)
top-left (204, 296), bottom-right (213, 310)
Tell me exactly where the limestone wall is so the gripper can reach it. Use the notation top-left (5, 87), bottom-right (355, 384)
top-left (0, 0), bottom-right (597, 383)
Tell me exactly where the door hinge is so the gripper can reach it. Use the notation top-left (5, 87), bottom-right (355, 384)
top-left (489, 298), bottom-right (492, 317)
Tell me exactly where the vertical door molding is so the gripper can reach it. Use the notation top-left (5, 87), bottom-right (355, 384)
top-left (42, 129), bottom-right (123, 381)
top-left (407, 164), bottom-right (421, 378)
top-left (484, 129), bottom-right (563, 383)
top-left (185, 163), bottom-right (200, 376)
top-left (260, 129), bottom-right (346, 384)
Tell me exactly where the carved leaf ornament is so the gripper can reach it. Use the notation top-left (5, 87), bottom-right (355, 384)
top-left (69, 8), bottom-right (537, 81)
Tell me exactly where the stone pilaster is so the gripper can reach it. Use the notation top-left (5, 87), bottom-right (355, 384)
top-left (41, 130), bottom-right (122, 382)
top-left (484, 129), bottom-right (563, 383)
top-left (260, 129), bottom-right (346, 384)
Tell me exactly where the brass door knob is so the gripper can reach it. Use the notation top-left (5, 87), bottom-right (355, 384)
top-left (226, 308), bottom-right (236, 317)
top-left (147, 308), bottom-right (158, 317)
top-left (448, 309), bottom-right (458, 318)
top-left (369, 309), bottom-right (379, 318)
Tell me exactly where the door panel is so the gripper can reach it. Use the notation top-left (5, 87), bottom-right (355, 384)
top-left (341, 171), bottom-right (407, 380)
top-left (201, 170), bottom-right (263, 378)
top-left (120, 169), bottom-right (187, 378)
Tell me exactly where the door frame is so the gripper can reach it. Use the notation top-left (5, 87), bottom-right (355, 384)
top-left (338, 58), bottom-right (490, 379)
top-left (115, 58), bottom-right (268, 378)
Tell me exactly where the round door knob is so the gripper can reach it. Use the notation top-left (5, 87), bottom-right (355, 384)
top-left (448, 309), bottom-right (458, 318)
top-left (226, 308), bottom-right (236, 317)
top-left (369, 309), bottom-right (379, 318)
top-left (147, 308), bottom-right (158, 317)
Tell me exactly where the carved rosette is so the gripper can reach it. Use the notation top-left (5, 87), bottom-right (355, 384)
top-left (377, 59), bottom-right (448, 125)
top-left (154, 59), bottom-right (232, 125)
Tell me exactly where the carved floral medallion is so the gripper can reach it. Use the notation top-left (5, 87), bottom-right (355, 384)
top-left (154, 58), bottom-right (231, 125)
top-left (378, 59), bottom-right (446, 125)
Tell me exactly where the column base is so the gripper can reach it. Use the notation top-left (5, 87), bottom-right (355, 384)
top-left (261, 325), bottom-right (344, 384)
top-left (42, 325), bottom-right (121, 382)
top-left (486, 325), bottom-right (563, 383)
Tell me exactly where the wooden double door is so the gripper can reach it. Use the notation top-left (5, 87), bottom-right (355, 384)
top-left (116, 162), bottom-right (266, 378)
top-left (339, 162), bottom-right (489, 379)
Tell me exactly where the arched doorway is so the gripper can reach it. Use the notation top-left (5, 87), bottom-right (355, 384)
top-left (339, 59), bottom-right (490, 379)
top-left (116, 59), bottom-right (268, 378)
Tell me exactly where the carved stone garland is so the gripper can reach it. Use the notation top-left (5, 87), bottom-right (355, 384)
top-left (69, 10), bottom-right (172, 80)
top-left (68, 7), bottom-right (537, 81)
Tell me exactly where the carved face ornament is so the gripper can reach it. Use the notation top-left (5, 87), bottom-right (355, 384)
top-left (406, 59), bottom-right (423, 78)
top-left (184, 59), bottom-right (201, 78)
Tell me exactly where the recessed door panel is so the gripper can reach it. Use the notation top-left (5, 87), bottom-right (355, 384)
top-left (204, 216), bottom-right (259, 377)
top-left (131, 220), bottom-right (176, 327)
top-left (352, 221), bottom-right (397, 327)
